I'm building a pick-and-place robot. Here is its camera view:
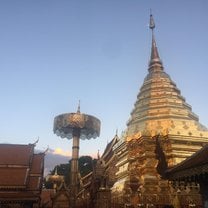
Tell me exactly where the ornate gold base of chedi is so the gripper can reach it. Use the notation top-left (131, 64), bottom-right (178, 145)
top-left (127, 135), bottom-right (171, 206)
top-left (110, 126), bottom-right (206, 207)
top-left (125, 133), bottom-right (203, 207)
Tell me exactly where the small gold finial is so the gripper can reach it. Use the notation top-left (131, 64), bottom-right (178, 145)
top-left (54, 166), bottom-right (58, 175)
top-left (77, 100), bottom-right (81, 113)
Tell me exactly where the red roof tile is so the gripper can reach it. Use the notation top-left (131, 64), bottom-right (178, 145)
top-left (0, 144), bottom-right (34, 165)
top-left (28, 176), bottom-right (41, 191)
top-left (0, 191), bottom-right (39, 201)
top-left (31, 153), bottom-right (44, 174)
top-left (0, 167), bottom-right (29, 187)
top-left (0, 143), bottom-right (45, 203)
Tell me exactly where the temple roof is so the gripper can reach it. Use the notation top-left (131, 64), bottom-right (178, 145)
top-left (0, 167), bottom-right (28, 188)
top-left (0, 143), bottom-right (45, 202)
top-left (0, 144), bottom-right (34, 165)
top-left (31, 153), bottom-right (44, 174)
top-left (102, 133), bottom-right (118, 161)
top-left (0, 192), bottom-right (40, 201)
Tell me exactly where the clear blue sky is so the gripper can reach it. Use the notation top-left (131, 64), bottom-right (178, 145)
top-left (0, 0), bottom-right (208, 157)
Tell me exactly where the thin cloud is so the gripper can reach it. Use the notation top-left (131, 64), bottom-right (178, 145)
top-left (52, 148), bottom-right (71, 157)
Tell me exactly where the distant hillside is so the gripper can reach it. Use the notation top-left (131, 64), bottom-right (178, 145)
top-left (44, 150), bottom-right (70, 175)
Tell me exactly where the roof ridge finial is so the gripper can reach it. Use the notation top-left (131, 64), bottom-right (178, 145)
top-left (77, 100), bottom-right (81, 113)
top-left (43, 145), bottom-right (49, 154)
top-left (33, 137), bottom-right (39, 146)
top-left (148, 11), bottom-right (163, 71)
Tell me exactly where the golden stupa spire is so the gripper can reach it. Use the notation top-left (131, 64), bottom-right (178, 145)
top-left (148, 12), bottom-right (163, 71)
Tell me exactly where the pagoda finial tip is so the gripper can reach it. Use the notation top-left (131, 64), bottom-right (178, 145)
top-left (148, 12), bottom-right (163, 70)
top-left (149, 11), bottom-right (155, 30)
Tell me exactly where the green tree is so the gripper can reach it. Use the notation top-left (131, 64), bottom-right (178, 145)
top-left (44, 156), bottom-right (97, 188)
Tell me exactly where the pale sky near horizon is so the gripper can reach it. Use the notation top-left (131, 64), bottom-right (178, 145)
top-left (0, 1), bottom-right (208, 158)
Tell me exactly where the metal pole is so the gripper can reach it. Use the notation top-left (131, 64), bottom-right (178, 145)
top-left (71, 128), bottom-right (80, 208)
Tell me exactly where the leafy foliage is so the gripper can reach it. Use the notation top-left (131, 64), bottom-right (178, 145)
top-left (44, 156), bottom-right (97, 188)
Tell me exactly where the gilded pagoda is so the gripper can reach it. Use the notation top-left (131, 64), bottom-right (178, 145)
top-left (108, 14), bottom-right (208, 207)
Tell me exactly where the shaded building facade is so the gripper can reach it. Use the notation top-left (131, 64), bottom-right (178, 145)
top-left (166, 144), bottom-right (208, 207)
